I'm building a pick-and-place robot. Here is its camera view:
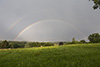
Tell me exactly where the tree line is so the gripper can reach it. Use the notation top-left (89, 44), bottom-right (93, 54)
top-left (0, 33), bottom-right (100, 49)
top-left (66, 33), bottom-right (100, 44)
top-left (0, 41), bottom-right (54, 49)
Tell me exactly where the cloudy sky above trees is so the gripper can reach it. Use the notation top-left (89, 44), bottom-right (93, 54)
top-left (0, 0), bottom-right (100, 42)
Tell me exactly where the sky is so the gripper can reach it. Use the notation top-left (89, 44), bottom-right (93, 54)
top-left (0, 0), bottom-right (100, 42)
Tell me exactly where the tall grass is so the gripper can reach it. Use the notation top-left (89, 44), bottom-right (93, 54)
top-left (0, 43), bottom-right (100, 67)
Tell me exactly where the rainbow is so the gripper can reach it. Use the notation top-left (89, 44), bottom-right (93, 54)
top-left (14, 19), bottom-right (85, 41)
top-left (8, 16), bottom-right (26, 30)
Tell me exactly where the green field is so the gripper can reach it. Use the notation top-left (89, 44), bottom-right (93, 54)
top-left (0, 43), bottom-right (100, 67)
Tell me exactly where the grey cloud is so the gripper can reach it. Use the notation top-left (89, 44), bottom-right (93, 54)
top-left (0, 0), bottom-right (100, 41)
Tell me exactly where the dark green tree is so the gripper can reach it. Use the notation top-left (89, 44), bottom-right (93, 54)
top-left (88, 33), bottom-right (100, 43)
top-left (33, 42), bottom-right (41, 47)
top-left (80, 40), bottom-right (86, 43)
top-left (10, 43), bottom-right (19, 48)
top-left (90, 0), bottom-right (100, 9)
top-left (0, 40), bottom-right (9, 48)
top-left (44, 42), bottom-right (54, 46)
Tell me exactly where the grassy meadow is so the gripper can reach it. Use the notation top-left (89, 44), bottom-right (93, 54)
top-left (0, 43), bottom-right (100, 67)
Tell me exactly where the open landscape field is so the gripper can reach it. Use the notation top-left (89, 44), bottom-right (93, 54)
top-left (0, 0), bottom-right (100, 67)
top-left (0, 43), bottom-right (100, 67)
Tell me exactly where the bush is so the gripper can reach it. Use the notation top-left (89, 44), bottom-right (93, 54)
top-left (59, 42), bottom-right (63, 45)
top-left (80, 40), bottom-right (87, 44)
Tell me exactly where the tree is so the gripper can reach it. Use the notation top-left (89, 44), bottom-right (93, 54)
top-left (72, 37), bottom-right (77, 44)
top-left (10, 43), bottom-right (19, 48)
top-left (44, 42), bottom-right (54, 46)
top-left (24, 44), bottom-right (31, 48)
top-left (90, 0), bottom-right (100, 9)
top-left (88, 33), bottom-right (100, 43)
top-left (0, 40), bottom-right (9, 48)
top-left (80, 40), bottom-right (86, 43)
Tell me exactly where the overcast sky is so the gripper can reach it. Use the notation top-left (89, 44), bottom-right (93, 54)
top-left (0, 0), bottom-right (100, 42)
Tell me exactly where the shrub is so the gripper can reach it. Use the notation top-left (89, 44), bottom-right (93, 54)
top-left (80, 40), bottom-right (87, 44)
top-left (59, 42), bottom-right (63, 45)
